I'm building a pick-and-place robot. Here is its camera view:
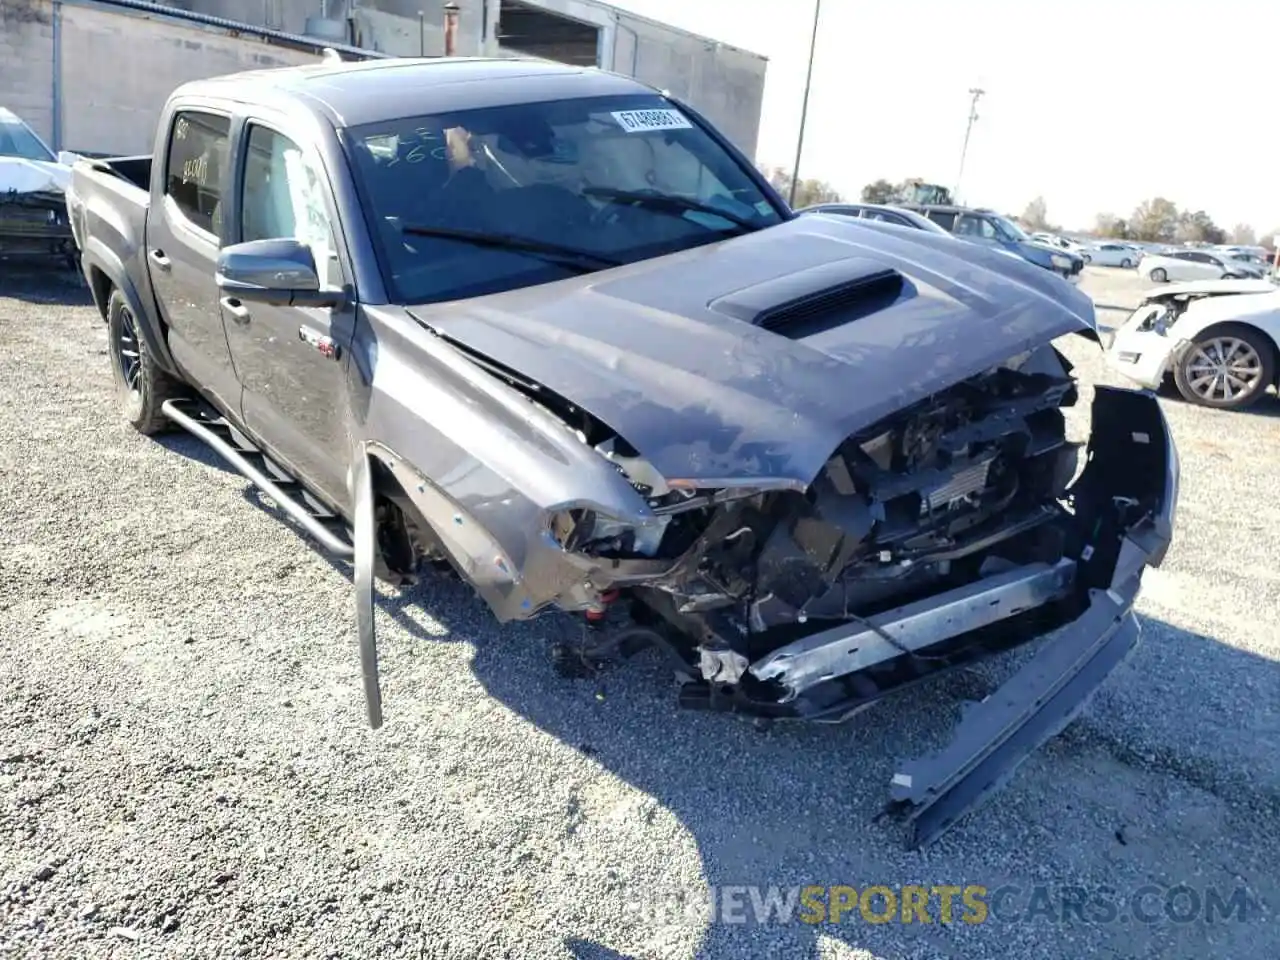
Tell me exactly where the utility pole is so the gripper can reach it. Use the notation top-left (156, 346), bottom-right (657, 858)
top-left (788, 0), bottom-right (822, 208)
top-left (953, 86), bottom-right (984, 203)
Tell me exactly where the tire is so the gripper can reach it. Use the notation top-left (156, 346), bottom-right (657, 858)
top-left (106, 288), bottom-right (183, 435)
top-left (1172, 323), bottom-right (1275, 410)
top-left (1149, 267), bottom-right (1167, 282)
top-left (1121, 258), bottom-right (1133, 269)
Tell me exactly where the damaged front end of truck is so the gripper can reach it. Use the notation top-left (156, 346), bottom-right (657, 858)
top-left (534, 371), bottom-right (1173, 848)
top-left (349, 220), bottom-right (1179, 849)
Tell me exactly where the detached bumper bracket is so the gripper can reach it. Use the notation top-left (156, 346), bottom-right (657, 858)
top-left (887, 576), bottom-right (1142, 849)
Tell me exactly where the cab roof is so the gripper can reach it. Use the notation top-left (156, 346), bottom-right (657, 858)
top-left (172, 56), bottom-right (659, 128)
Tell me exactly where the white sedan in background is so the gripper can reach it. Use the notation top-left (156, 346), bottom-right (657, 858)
top-left (1085, 241), bottom-right (1139, 268)
top-left (1105, 278), bottom-right (1279, 409)
top-left (1137, 248), bottom-right (1262, 283)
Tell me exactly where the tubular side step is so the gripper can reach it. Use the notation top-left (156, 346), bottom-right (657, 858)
top-left (161, 398), bottom-right (354, 559)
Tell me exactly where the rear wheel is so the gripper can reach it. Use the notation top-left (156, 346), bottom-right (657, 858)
top-left (106, 288), bottom-right (183, 435)
top-left (1149, 267), bottom-right (1168, 282)
top-left (1172, 324), bottom-right (1274, 410)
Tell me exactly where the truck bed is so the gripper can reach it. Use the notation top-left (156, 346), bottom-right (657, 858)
top-left (89, 155), bottom-right (152, 192)
top-left (65, 154), bottom-right (154, 322)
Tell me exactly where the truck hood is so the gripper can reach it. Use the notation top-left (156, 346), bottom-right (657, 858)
top-left (409, 214), bottom-right (1097, 490)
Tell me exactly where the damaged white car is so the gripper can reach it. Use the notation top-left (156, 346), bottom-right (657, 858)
top-left (1105, 278), bottom-right (1280, 409)
top-left (0, 107), bottom-right (79, 266)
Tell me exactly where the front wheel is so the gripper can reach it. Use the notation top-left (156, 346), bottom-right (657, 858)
top-left (1149, 267), bottom-right (1168, 282)
top-left (106, 288), bottom-right (183, 435)
top-left (1121, 258), bottom-right (1133, 269)
top-left (1172, 324), bottom-right (1274, 410)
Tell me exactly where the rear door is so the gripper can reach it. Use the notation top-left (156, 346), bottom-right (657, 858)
top-left (1183, 252), bottom-right (1220, 279)
top-left (221, 115), bottom-right (357, 513)
top-left (145, 104), bottom-right (242, 412)
top-left (953, 213), bottom-right (1003, 250)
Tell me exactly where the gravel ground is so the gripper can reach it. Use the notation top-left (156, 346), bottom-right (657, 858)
top-left (2, 263), bottom-right (1279, 960)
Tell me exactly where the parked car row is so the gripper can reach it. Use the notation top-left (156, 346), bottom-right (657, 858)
top-left (1138, 248), bottom-right (1268, 283)
top-left (798, 202), bottom-right (1086, 282)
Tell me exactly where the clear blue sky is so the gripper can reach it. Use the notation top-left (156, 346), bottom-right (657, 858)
top-left (611, 0), bottom-right (1280, 234)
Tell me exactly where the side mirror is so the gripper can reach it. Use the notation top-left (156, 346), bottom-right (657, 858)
top-left (56, 150), bottom-right (81, 166)
top-left (215, 238), bottom-right (345, 308)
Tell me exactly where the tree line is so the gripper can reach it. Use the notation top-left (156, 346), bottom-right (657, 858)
top-left (993, 193), bottom-right (1268, 248)
top-left (759, 168), bottom-right (1274, 249)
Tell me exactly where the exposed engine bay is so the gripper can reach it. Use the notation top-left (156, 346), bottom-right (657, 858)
top-left (543, 342), bottom-right (1089, 706)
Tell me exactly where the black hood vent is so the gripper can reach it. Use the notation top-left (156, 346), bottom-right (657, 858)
top-left (709, 257), bottom-right (907, 338)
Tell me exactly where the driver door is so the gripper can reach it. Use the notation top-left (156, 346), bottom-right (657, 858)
top-left (222, 119), bottom-right (357, 512)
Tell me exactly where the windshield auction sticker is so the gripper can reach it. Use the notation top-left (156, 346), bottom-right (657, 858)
top-left (611, 108), bottom-right (694, 133)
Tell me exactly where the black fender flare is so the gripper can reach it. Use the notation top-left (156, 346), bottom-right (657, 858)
top-left (81, 237), bottom-right (182, 378)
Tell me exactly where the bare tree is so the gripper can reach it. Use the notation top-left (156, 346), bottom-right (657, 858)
top-left (762, 166), bottom-right (843, 208)
top-left (1094, 213), bottom-right (1128, 239)
top-left (860, 179), bottom-right (896, 204)
top-left (1128, 198), bottom-right (1180, 243)
top-left (1230, 223), bottom-right (1257, 246)
top-left (1175, 209), bottom-right (1224, 245)
top-left (1021, 196), bottom-right (1050, 232)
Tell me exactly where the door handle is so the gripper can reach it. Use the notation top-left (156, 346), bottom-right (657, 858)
top-left (220, 296), bottom-right (251, 324)
top-left (148, 248), bottom-right (171, 271)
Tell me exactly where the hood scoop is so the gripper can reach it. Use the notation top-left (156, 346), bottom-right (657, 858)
top-left (708, 256), bottom-right (906, 337)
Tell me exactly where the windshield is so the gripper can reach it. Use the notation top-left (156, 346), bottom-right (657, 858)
top-left (344, 94), bottom-right (785, 304)
top-left (992, 215), bottom-right (1029, 242)
top-left (0, 115), bottom-right (55, 162)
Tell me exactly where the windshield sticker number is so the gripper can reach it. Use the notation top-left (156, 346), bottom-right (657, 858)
top-left (611, 109), bottom-right (693, 134)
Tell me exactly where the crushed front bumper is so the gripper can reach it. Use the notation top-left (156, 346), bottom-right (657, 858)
top-left (0, 189), bottom-right (76, 262)
top-left (1103, 318), bottom-right (1181, 391)
top-left (741, 385), bottom-right (1178, 848)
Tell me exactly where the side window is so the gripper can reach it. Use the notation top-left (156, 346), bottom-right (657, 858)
top-left (955, 214), bottom-right (998, 239)
top-left (166, 110), bottom-right (231, 236)
top-left (927, 210), bottom-right (956, 231)
top-left (241, 124), bottom-right (341, 289)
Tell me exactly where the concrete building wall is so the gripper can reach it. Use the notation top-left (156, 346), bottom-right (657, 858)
top-left (0, 0), bottom-right (58, 149)
top-left (1, 0), bottom-right (320, 155)
top-left (60, 3), bottom-right (317, 155)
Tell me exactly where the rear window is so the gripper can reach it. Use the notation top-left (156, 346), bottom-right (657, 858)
top-left (926, 210), bottom-right (956, 230)
top-left (165, 110), bottom-right (231, 236)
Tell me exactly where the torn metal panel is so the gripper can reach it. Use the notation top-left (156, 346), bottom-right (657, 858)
top-left (888, 580), bottom-right (1142, 850)
top-left (749, 559), bottom-right (1077, 700)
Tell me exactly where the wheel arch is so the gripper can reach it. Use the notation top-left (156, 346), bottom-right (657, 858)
top-left (80, 238), bottom-right (182, 378)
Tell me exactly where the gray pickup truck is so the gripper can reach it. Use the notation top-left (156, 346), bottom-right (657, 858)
top-left (65, 55), bottom-right (1179, 848)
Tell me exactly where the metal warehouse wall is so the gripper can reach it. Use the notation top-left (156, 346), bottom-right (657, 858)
top-left (170, 0), bottom-right (768, 158)
top-left (0, 0), bottom-right (319, 156)
top-left (1, 0), bottom-right (765, 160)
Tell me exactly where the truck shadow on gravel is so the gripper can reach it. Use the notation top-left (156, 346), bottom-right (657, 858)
top-left (151, 436), bottom-right (1280, 958)
top-left (0, 264), bottom-right (93, 306)
top-left (455, 595), bottom-right (1280, 959)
